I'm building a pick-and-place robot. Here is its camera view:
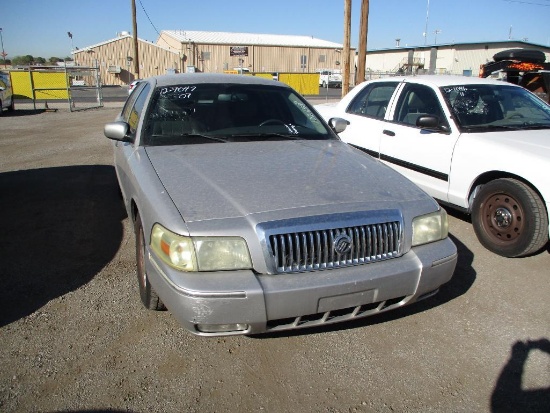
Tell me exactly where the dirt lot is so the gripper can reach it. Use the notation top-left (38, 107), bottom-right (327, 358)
top-left (0, 105), bottom-right (549, 413)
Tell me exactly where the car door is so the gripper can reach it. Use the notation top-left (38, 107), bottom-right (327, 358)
top-left (336, 81), bottom-right (401, 158)
top-left (377, 82), bottom-right (460, 202)
top-left (114, 81), bottom-right (151, 200)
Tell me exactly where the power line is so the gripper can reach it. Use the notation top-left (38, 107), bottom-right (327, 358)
top-left (137, 0), bottom-right (174, 48)
top-left (137, 0), bottom-right (161, 38)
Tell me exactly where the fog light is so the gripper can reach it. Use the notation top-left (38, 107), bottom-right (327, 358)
top-left (195, 323), bottom-right (249, 333)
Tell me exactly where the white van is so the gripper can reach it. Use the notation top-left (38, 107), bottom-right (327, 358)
top-left (0, 72), bottom-right (14, 114)
top-left (318, 69), bottom-right (342, 88)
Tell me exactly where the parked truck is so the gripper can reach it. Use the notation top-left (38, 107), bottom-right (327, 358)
top-left (318, 69), bottom-right (342, 88)
top-left (479, 48), bottom-right (550, 103)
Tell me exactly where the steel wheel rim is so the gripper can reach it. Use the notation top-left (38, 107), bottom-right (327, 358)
top-left (480, 192), bottom-right (525, 246)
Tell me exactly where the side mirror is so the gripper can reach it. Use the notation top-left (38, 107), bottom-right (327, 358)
top-left (416, 115), bottom-right (450, 133)
top-left (104, 121), bottom-right (131, 142)
top-left (328, 117), bottom-right (350, 134)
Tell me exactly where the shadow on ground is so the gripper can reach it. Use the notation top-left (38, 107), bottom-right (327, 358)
top-left (491, 338), bottom-right (550, 412)
top-left (0, 165), bottom-right (126, 327)
top-left (2, 108), bottom-right (48, 117)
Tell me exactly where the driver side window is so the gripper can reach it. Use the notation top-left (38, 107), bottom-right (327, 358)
top-left (394, 84), bottom-right (448, 128)
top-left (121, 82), bottom-right (151, 142)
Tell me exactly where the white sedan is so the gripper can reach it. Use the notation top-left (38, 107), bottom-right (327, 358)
top-left (316, 75), bottom-right (550, 257)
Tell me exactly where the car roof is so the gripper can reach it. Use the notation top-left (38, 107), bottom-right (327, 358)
top-left (364, 75), bottom-right (521, 88)
top-left (148, 73), bottom-right (288, 88)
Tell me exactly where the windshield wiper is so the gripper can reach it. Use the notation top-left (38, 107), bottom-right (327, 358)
top-left (180, 133), bottom-right (228, 142)
top-left (224, 132), bottom-right (301, 140)
top-left (146, 133), bottom-right (228, 146)
top-left (465, 124), bottom-right (550, 132)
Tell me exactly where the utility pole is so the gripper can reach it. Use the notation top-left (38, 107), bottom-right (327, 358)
top-left (131, 0), bottom-right (140, 79)
top-left (342, 0), bottom-right (352, 96)
top-left (356, 0), bottom-right (369, 84)
top-left (423, 0), bottom-right (430, 45)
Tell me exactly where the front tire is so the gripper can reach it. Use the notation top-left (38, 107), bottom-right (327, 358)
top-left (135, 213), bottom-right (165, 310)
top-left (472, 178), bottom-right (548, 257)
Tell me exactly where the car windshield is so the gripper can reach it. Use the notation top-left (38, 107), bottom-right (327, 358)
top-left (440, 84), bottom-right (550, 132)
top-left (142, 82), bottom-right (333, 146)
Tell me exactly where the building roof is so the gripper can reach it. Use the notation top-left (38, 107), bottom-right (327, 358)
top-left (367, 40), bottom-right (550, 53)
top-left (160, 30), bottom-right (343, 49)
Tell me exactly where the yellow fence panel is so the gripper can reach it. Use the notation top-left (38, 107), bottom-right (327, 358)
top-left (10, 70), bottom-right (69, 100)
top-left (278, 73), bottom-right (320, 95)
top-left (10, 71), bottom-right (33, 99)
top-left (33, 72), bottom-right (69, 99)
top-left (221, 72), bottom-right (320, 96)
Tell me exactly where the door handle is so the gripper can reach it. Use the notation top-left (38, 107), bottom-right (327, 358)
top-left (383, 129), bottom-right (395, 136)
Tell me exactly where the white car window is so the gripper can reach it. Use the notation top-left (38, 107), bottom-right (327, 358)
top-left (393, 83), bottom-right (449, 129)
top-left (346, 82), bottom-right (398, 120)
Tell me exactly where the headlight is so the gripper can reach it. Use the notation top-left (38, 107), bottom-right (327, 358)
top-left (150, 224), bottom-right (252, 272)
top-left (412, 209), bottom-right (449, 246)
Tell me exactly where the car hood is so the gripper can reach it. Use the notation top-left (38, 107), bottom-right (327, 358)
top-left (465, 128), bottom-right (550, 158)
top-left (145, 140), bottom-right (432, 223)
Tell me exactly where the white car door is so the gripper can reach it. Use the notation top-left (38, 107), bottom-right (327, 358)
top-left (377, 82), bottom-right (460, 202)
top-left (335, 81), bottom-right (401, 158)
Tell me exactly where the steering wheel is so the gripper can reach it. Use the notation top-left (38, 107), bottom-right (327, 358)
top-left (507, 113), bottom-right (525, 119)
top-left (259, 119), bottom-right (286, 127)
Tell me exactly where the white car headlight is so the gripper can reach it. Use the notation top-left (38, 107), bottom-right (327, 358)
top-left (412, 209), bottom-right (449, 246)
top-left (150, 224), bottom-right (252, 272)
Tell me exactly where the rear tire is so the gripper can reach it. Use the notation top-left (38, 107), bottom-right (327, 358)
top-left (472, 178), bottom-right (548, 257)
top-left (135, 213), bottom-right (165, 310)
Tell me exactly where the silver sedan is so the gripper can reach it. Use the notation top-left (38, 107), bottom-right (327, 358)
top-left (104, 73), bottom-right (457, 336)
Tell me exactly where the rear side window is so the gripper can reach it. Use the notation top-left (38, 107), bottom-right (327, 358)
top-left (346, 82), bottom-right (398, 120)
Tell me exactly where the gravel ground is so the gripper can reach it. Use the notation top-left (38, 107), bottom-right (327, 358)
top-left (0, 105), bottom-right (549, 413)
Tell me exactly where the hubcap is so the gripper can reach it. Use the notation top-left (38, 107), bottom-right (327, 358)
top-left (494, 207), bottom-right (512, 228)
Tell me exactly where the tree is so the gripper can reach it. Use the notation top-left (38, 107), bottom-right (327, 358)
top-left (11, 55), bottom-right (33, 65)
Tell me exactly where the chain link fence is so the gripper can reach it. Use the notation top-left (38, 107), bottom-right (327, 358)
top-left (10, 65), bottom-right (103, 111)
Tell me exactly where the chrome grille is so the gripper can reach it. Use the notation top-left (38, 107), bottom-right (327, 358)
top-left (269, 222), bottom-right (401, 273)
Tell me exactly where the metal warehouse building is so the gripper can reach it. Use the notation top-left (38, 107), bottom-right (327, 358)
top-left (362, 40), bottom-right (550, 78)
top-left (73, 32), bottom-right (180, 86)
top-left (74, 30), bottom-right (349, 86)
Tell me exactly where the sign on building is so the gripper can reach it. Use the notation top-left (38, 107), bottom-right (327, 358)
top-left (230, 46), bottom-right (248, 57)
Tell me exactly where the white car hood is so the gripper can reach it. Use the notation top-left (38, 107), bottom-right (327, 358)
top-left (464, 128), bottom-right (550, 159)
top-left (145, 140), bottom-right (431, 223)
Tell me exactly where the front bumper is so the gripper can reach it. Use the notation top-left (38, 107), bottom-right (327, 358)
top-left (145, 237), bottom-right (457, 336)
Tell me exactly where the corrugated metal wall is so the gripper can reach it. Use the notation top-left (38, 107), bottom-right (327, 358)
top-left (187, 44), bottom-right (347, 74)
top-left (363, 42), bottom-right (550, 77)
top-left (74, 37), bottom-right (180, 86)
top-left (74, 34), bottom-right (353, 85)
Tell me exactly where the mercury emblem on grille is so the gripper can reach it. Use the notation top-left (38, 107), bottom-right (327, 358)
top-left (333, 233), bottom-right (353, 255)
